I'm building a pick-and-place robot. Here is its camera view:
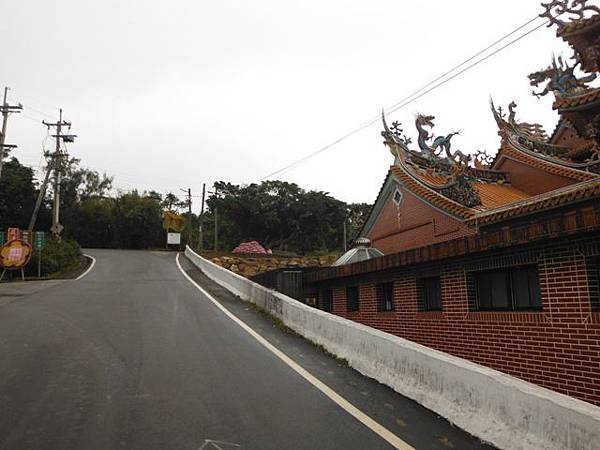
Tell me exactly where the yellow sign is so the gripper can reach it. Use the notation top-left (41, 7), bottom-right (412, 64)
top-left (0, 240), bottom-right (33, 269)
top-left (162, 211), bottom-right (186, 232)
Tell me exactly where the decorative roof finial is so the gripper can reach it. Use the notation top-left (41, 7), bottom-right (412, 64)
top-left (528, 55), bottom-right (597, 98)
top-left (540, 0), bottom-right (600, 29)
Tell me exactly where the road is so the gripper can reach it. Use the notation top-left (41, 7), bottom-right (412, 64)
top-left (0, 249), bottom-right (493, 450)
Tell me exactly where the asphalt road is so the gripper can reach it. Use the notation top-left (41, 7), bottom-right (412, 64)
top-left (0, 249), bottom-right (494, 450)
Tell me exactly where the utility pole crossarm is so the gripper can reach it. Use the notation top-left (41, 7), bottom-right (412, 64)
top-left (0, 86), bottom-right (24, 182)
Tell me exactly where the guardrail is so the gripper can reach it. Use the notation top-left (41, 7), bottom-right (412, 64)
top-left (185, 246), bottom-right (600, 450)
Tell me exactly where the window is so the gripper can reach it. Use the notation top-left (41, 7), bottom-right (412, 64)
top-left (346, 286), bottom-right (360, 312)
top-left (376, 282), bottom-right (394, 311)
top-left (474, 266), bottom-right (541, 311)
top-left (587, 257), bottom-right (600, 311)
top-left (321, 289), bottom-right (333, 312)
top-left (392, 189), bottom-right (402, 205)
top-left (417, 277), bottom-right (442, 311)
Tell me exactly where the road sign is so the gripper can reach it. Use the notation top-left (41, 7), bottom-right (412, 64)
top-left (167, 232), bottom-right (181, 245)
top-left (34, 232), bottom-right (45, 250)
top-left (0, 239), bottom-right (33, 269)
top-left (50, 223), bottom-right (64, 235)
top-left (21, 230), bottom-right (31, 244)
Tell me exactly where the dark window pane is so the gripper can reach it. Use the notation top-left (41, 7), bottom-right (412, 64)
top-left (377, 282), bottom-right (394, 311)
top-left (423, 277), bottom-right (442, 311)
top-left (346, 286), bottom-right (360, 312)
top-left (512, 266), bottom-right (541, 310)
top-left (321, 289), bottom-right (333, 312)
top-left (476, 272), bottom-right (493, 309)
top-left (476, 270), bottom-right (509, 310)
top-left (491, 272), bottom-right (510, 308)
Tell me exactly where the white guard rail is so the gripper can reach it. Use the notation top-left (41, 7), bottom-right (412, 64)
top-left (185, 246), bottom-right (600, 450)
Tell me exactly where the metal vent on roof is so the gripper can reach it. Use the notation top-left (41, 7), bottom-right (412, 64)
top-left (333, 238), bottom-right (384, 266)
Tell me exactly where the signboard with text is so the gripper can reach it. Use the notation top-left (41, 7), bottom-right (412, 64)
top-left (34, 232), bottom-right (45, 250)
top-left (167, 233), bottom-right (181, 245)
top-left (0, 239), bottom-right (33, 270)
top-left (7, 228), bottom-right (19, 242)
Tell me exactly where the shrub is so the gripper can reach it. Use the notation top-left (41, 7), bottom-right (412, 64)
top-left (39, 238), bottom-right (81, 276)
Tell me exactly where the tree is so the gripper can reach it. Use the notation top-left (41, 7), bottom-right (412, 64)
top-left (112, 191), bottom-right (162, 249)
top-left (203, 180), bottom-right (364, 255)
top-left (0, 158), bottom-right (39, 229)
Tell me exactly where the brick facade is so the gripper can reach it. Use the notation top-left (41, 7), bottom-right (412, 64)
top-left (309, 202), bottom-right (600, 406)
top-left (321, 235), bottom-right (600, 406)
top-left (368, 190), bottom-right (476, 255)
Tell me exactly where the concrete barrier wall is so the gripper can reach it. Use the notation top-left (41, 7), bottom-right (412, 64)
top-left (185, 246), bottom-right (600, 450)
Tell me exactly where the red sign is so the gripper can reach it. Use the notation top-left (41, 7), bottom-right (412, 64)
top-left (0, 239), bottom-right (33, 270)
top-left (7, 227), bottom-right (19, 242)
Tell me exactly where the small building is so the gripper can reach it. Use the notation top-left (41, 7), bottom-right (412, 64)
top-left (305, 1), bottom-right (600, 406)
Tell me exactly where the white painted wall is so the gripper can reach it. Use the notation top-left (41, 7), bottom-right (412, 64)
top-left (185, 246), bottom-right (600, 450)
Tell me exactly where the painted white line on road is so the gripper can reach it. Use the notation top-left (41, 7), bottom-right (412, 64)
top-left (76, 255), bottom-right (96, 281)
top-left (175, 253), bottom-right (414, 450)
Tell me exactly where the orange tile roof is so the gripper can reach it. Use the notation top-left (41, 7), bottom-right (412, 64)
top-left (500, 144), bottom-right (596, 181)
top-left (416, 172), bottom-right (449, 186)
top-left (473, 183), bottom-right (530, 209)
top-left (468, 179), bottom-right (600, 226)
top-left (554, 89), bottom-right (600, 110)
top-left (390, 165), bottom-right (476, 219)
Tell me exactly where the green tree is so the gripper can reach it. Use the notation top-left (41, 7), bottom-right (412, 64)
top-left (0, 158), bottom-right (39, 229)
top-left (112, 191), bottom-right (162, 249)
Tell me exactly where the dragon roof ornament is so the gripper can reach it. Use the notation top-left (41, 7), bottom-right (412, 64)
top-left (491, 99), bottom-right (548, 142)
top-left (529, 55), bottom-right (597, 99)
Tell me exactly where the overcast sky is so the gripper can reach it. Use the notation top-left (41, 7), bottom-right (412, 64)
top-left (2, 0), bottom-right (597, 207)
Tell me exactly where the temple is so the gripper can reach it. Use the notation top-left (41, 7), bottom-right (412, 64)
top-left (303, 0), bottom-right (600, 407)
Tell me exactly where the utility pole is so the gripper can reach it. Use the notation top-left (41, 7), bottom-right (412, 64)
top-left (343, 217), bottom-right (347, 252)
top-left (41, 109), bottom-right (76, 239)
top-left (214, 186), bottom-right (218, 252)
top-left (207, 185), bottom-right (219, 252)
top-left (199, 183), bottom-right (206, 250)
top-left (180, 187), bottom-right (192, 246)
top-left (0, 87), bottom-right (23, 182)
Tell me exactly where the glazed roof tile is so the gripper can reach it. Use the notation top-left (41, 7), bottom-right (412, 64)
top-left (553, 88), bottom-right (600, 110)
top-left (390, 165), bottom-right (477, 219)
top-left (500, 144), bottom-right (596, 181)
top-left (473, 183), bottom-right (530, 209)
top-left (468, 178), bottom-right (600, 225)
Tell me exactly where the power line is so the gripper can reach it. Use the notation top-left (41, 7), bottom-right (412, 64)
top-left (256, 14), bottom-right (554, 182)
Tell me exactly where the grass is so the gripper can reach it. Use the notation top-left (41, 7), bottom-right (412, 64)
top-left (246, 300), bottom-right (349, 367)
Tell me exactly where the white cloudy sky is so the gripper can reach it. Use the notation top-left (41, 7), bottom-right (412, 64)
top-left (2, 0), bottom-right (596, 207)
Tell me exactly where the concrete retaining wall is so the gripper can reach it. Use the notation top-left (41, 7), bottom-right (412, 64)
top-left (185, 246), bottom-right (600, 450)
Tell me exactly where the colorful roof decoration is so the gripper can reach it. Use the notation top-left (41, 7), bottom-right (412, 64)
top-left (232, 241), bottom-right (268, 254)
top-left (369, 0), bottom-right (600, 230)
top-left (382, 112), bottom-right (528, 219)
top-left (541, 0), bottom-right (600, 73)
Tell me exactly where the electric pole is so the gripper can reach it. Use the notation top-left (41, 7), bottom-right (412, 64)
top-left (180, 187), bottom-right (193, 246)
top-left (42, 109), bottom-right (76, 239)
top-left (214, 186), bottom-right (218, 252)
top-left (199, 183), bottom-right (206, 250)
top-left (0, 87), bottom-right (23, 182)
top-left (207, 185), bottom-right (219, 252)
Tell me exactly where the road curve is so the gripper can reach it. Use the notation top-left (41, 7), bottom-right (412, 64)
top-left (0, 249), bottom-right (492, 450)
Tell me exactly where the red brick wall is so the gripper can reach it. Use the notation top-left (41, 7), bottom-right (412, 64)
top-left (495, 157), bottom-right (578, 195)
top-left (326, 240), bottom-right (600, 406)
top-left (367, 189), bottom-right (476, 254)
